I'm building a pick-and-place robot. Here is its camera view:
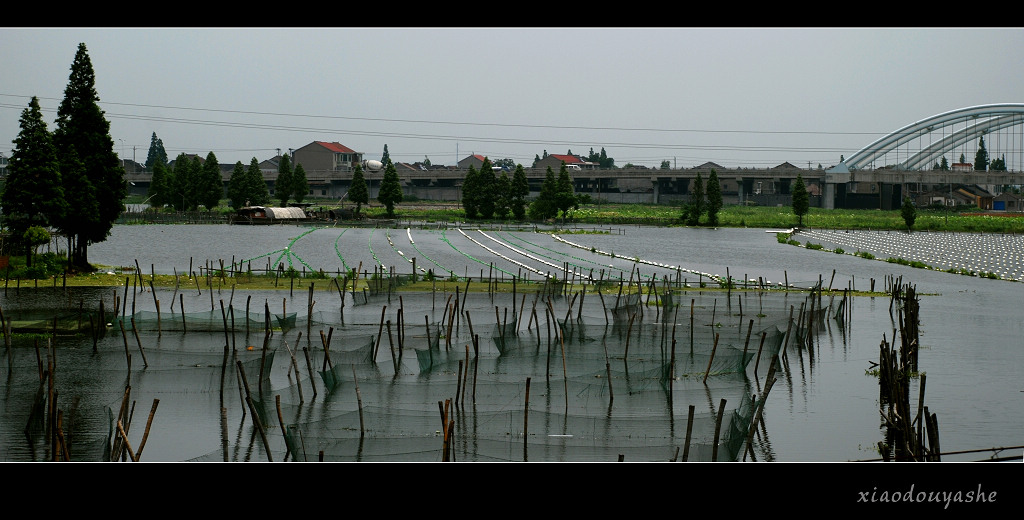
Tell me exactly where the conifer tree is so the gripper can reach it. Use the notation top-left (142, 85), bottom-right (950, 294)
top-left (792, 173), bottom-right (809, 227)
top-left (246, 157), bottom-right (269, 206)
top-left (974, 136), bottom-right (989, 171)
top-left (377, 159), bottom-right (403, 217)
top-left (148, 161), bottom-right (170, 208)
top-left (901, 196), bottom-right (916, 231)
top-left (145, 132), bottom-right (168, 170)
top-left (529, 167), bottom-right (558, 219)
top-left (495, 170), bottom-right (512, 219)
top-left (685, 173), bottom-right (705, 226)
top-left (227, 161), bottom-right (247, 208)
top-left (461, 165), bottom-right (480, 219)
top-left (276, 154), bottom-right (293, 206)
top-left (292, 163), bottom-right (308, 203)
top-left (55, 146), bottom-right (97, 267)
top-left (2, 97), bottom-right (68, 266)
top-left (478, 158), bottom-right (496, 219)
top-left (52, 43), bottom-right (127, 268)
top-left (200, 151), bottom-right (222, 210)
top-left (555, 162), bottom-right (577, 220)
top-left (348, 163), bottom-right (369, 215)
top-left (510, 164), bottom-right (529, 220)
top-left (706, 169), bottom-right (722, 226)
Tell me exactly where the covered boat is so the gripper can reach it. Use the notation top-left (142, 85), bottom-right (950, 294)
top-left (230, 206), bottom-right (308, 224)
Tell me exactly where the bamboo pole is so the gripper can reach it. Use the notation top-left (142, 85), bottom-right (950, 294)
top-left (712, 398), bottom-right (727, 462)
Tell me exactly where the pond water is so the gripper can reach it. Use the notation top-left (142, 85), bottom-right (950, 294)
top-left (1, 223), bottom-right (1020, 462)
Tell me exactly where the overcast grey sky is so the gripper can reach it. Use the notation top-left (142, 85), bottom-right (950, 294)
top-left (2, 27), bottom-right (1023, 169)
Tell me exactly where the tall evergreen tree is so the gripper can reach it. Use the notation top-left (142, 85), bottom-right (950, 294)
top-left (940, 156), bottom-right (949, 171)
top-left (170, 153), bottom-right (196, 211)
top-left (276, 153), bottom-right (293, 206)
top-left (901, 196), bottom-right (916, 231)
top-left (2, 97), bottom-right (68, 266)
top-left (974, 136), bottom-right (989, 171)
top-left (381, 144), bottom-right (390, 165)
top-left (227, 161), bottom-right (247, 209)
top-left (292, 163), bottom-right (308, 203)
top-left (478, 158), bottom-right (496, 219)
top-left (529, 167), bottom-right (558, 220)
top-left (348, 163), bottom-right (369, 215)
top-left (54, 146), bottom-right (97, 267)
top-left (792, 173), bottom-right (809, 227)
top-left (377, 159), bottom-right (403, 218)
top-left (52, 42), bottom-right (127, 268)
top-left (148, 161), bottom-right (171, 208)
top-left (510, 164), bottom-right (530, 220)
top-left (145, 132), bottom-right (168, 170)
top-left (685, 173), bottom-right (705, 226)
top-left (495, 170), bottom-right (512, 219)
top-left (199, 151), bottom-right (222, 210)
top-left (706, 169), bottom-right (722, 226)
top-left (554, 162), bottom-right (577, 220)
top-left (246, 157), bottom-right (269, 206)
top-left (461, 165), bottom-right (480, 219)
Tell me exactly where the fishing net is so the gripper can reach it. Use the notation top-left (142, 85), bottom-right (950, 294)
top-left (1, 281), bottom-right (835, 462)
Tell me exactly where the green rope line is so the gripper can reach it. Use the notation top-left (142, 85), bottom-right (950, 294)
top-left (440, 229), bottom-right (516, 279)
top-left (332, 229), bottom-right (350, 272)
top-left (406, 229), bottom-right (457, 278)
top-left (368, 228), bottom-right (384, 268)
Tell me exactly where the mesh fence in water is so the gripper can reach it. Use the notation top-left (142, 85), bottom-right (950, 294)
top-left (2, 282), bottom-right (828, 462)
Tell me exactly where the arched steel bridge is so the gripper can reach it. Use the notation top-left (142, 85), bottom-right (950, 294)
top-left (845, 103), bottom-right (1024, 171)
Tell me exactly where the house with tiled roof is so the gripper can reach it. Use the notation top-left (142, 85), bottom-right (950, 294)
top-left (292, 141), bottom-right (363, 173)
top-left (458, 154), bottom-right (487, 169)
top-left (533, 153), bottom-right (587, 171)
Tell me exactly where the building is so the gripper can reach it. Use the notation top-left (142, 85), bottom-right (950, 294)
top-left (956, 184), bottom-right (994, 210)
top-left (993, 191), bottom-right (1024, 212)
top-left (292, 141), bottom-right (363, 173)
top-left (457, 154), bottom-right (487, 169)
top-left (533, 153), bottom-right (588, 171)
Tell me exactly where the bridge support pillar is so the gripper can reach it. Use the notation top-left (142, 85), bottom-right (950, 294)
top-left (824, 182), bottom-right (836, 209)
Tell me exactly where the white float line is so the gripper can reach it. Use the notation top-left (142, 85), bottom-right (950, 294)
top-left (457, 228), bottom-right (549, 278)
top-left (389, 230), bottom-right (427, 273)
top-left (477, 230), bottom-right (587, 280)
top-left (550, 234), bottom-right (726, 284)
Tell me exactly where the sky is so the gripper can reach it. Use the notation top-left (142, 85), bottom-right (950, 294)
top-left (2, 27), bottom-right (1023, 170)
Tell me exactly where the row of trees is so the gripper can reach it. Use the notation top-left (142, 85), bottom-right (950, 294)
top-left (461, 158), bottom-right (583, 221)
top-left (148, 152), bottom-right (224, 211)
top-left (147, 141), bottom-right (311, 211)
top-left (273, 154), bottom-right (308, 207)
top-left (339, 151), bottom-right (404, 218)
top-left (1, 43), bottom-right (127, 269)
top-left (462, 158), bottom-right (530, 220)
top-left (529, 163), bottom-right (579, 220)
top-left (929, 137), bottom-right (1008, 171)
top-left (682, 169), bottom-right (723, 226)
